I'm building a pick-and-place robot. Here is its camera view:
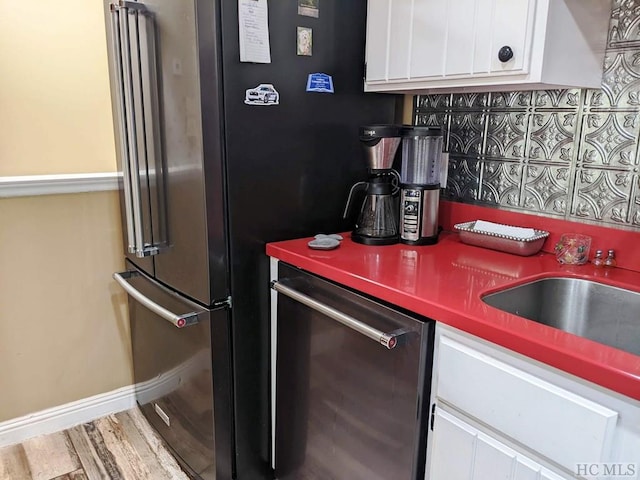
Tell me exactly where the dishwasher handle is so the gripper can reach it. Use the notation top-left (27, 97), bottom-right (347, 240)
top-left (272, 280), bottom-right (404, 349)
top-left (114, 271), bottom-right (199, 328)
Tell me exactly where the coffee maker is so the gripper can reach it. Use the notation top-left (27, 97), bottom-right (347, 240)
top-left (399, 126), bottom-right (447, 245)
top-left (343, 125), bottom-right (402, 245)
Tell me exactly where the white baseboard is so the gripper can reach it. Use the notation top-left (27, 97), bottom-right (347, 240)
top-left (0, 353), bottom-right (207, 448)
top-left (0, 385), bottom-right (136, 448)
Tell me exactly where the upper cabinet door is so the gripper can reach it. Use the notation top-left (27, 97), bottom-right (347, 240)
top-left (470, 0), bottom-right (535, 75)
top-left (442, 0), bottom-right (478, 76)
top-left (368, 0), bottom-right (451, 81)
top-left (364, 0), bottom-right (610, 93)
top-left (387, 0), bottom-right (413, 79)
top-left (369, 0), bottom-right (536, 81)
top-left (365, 0), bottom-right (391, 81)
top-left (410, 0), bottom-right (534, 78)
top-left (409, 2), bottom-right (448, 78)
top-left (488, 0), bottom-right (535, 75)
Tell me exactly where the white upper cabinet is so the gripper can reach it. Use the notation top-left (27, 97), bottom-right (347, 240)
top-left (365, 0), bottom-right (611, 93)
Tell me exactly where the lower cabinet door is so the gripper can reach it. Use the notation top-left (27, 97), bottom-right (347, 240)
top-left (427, 407), bottom-right (571, 480)
top-left (435, 334), bottom-right (617, 471)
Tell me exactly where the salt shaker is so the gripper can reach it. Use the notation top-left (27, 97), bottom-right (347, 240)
top-left (604, 249), bottom-right (617, 267)
top-left (592, 250), bottom-right (604, 267)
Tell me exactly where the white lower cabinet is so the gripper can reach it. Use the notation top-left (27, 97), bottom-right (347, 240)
top-left (435, 334), bottom-right (618, 471)
top-left (429, 406), bottom-right (570, 480)
top-left (425, 324), bottom-right (640, 480)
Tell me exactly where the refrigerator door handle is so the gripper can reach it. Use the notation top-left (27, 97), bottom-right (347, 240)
top-left (113, 1), bottom-right (161, 258)
top-left (271, 281), bottom-right (404, 349)
top-left (109, 4), bottom-right (136, 255)
top-left (113, 272), bottom-right (200, 328)
top-left (117, 0), bottom-right (148, 11)
top-left (137, 4), bottom-right (168, 251)
top-left (119, 5), bottom-right (148, 258)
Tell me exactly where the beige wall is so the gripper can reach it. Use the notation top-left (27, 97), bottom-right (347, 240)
top-left (0, 2), bottom-right (131, 422)
top-left (0, 192), bottom-right (131, 421)
top-left (0, 1), bottom-right (116, 175)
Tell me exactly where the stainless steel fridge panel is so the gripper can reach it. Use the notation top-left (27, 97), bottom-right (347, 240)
top-left (120, 261), bottom-right (233, 479)
top-left (142, 0), bottom-right (217, 305)
top-left (105, 0), bottom-right (218, 303)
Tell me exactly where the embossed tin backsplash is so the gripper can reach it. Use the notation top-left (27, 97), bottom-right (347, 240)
top-left (414, 0), bottom-right (640, 230)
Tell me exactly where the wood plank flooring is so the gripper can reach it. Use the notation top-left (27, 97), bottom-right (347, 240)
top-left (0, 408), bottom-right (190, 480)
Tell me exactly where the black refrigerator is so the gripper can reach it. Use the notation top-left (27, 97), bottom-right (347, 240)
top-left (104, 1), bottom-right (400, 479)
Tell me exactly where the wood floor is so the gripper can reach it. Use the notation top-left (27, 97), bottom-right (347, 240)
top-left (0, 408), bottom-right (190, 480)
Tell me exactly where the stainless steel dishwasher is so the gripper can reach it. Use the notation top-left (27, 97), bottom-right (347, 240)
top-left (271, 262), bottom-right (434, 480)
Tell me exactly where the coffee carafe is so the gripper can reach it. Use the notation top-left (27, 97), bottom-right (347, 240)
top-left (399, 126), bottom-right (448, 245)
top-left (343, 125), bottom-right (402, 245)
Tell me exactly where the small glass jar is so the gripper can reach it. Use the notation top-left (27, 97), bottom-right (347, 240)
top-left (555, 233), bottom-right (591, 265)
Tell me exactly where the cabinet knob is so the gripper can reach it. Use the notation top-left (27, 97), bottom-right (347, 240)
top-left (498, 46), bottom-right (514, 63)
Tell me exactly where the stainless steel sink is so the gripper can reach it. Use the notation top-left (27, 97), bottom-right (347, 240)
top-left (482, 277), bottom-right (640, 356)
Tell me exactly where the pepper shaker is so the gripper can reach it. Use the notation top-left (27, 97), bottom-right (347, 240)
top-left (592, 250), bottom-right (604, 267)
top-left (604, 249), bottom-right (617, 267)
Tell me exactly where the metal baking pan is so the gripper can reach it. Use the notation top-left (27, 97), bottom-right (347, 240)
top-left (454, 221), bottom-right (549, 256)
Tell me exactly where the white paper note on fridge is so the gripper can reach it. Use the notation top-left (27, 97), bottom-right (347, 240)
top-left (238, 0), bottom-right (272, 63)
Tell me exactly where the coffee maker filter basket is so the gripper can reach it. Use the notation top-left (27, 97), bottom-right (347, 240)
top-left (359, 125), bottom-right (402, 171)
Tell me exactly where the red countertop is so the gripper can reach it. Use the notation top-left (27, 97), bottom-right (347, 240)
top-left (267, 232), bottom-right (640, 401)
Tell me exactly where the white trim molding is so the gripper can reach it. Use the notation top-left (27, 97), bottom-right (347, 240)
top-left (0, 353), bottom-right (208, 447)
top-left (0, 385), bottom-right (136, 448)
top-left (0, 172), bottom-right (120, 198)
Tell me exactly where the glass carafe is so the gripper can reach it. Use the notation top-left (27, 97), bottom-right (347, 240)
top-left (355, 193), bottom-right (398, 239)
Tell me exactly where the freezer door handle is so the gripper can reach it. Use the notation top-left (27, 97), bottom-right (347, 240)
top-left (113, 272), bottom-right (199, 328)
top-left (271, 281), bottom-right (403, 349)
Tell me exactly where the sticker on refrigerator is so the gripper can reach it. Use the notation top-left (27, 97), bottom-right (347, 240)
top-left (306, 73), bottom-right (334, 93)
top-left (244, 84), bottom-right (280, 105)
top-left (297, 27), bottom-right (312, 56)
top-left (298, 0), bottom-right (319, 18)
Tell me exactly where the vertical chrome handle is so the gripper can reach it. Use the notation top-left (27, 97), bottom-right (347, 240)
top-left (118, 6), bottom-right (147, 258)
top-left (109, 5), bottom-right (136, 254)
top-left (137, 6), bottom-right (167, 249)
top-left (111, 0), bottom-right (160, 258)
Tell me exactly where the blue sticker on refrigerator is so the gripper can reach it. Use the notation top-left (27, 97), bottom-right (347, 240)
top-left (306, 73), bottom-right (334, 93)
